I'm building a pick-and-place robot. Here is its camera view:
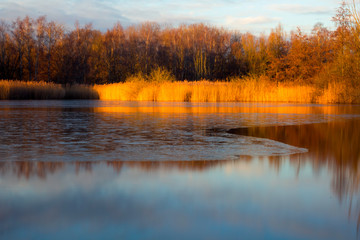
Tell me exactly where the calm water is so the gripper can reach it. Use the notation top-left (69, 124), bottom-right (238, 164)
top-left (1, 101), bottom-right (360, 239)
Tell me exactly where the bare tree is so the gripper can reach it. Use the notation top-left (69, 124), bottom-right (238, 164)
top-left (104, 22), bottom-right (126, 83)
top-left (11, 18), bottom-right (26, 80)
top-left (44, 20), bottom-right (63, 82)
top-left (350, 0), bottom-right (360, 26)
top-left (34, 16), bottom-right (46, 81)
top-left (0, 20), bottom-right (10, 79)
top-left (23, 16), bottom-right (34, 81)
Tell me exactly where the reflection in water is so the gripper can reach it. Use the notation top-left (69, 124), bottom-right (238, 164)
top-left (227, 121), bottom-right (360, 201)
top-left (226, 121), bottom-right (360, 236)
top-left (0, 160), bottom-right (229, 179)
top-left (1, 101), bottom-right (360, 239)
top-left (0, 157), bottom-right (358, 240)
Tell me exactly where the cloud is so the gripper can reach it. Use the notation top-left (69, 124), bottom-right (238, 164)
top-left (223, 15), bottom-right (281, 34)
top-left (226, 16), bottom-right (280, 26)
top-left (0, 0), bottom-right (339, 33)
top-left (155, 0), bottom-right (238, 10)
top-left (115, 0), bottom-right (234, 26)
top-left (0, 0), bottom-right (227, 29)
top-left (0, 0), bottom-right (131, 30)
top-left (270, 4), bottom-right (332, 15)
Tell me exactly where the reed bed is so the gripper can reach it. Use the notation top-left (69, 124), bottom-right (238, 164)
top-left (316, 81), bottom-right (360, 104)
top-left (94, 77), bottom-right (318, 103)
top-left (2, 78), bottom-right (359, 103)
top-left (0, 80), bottom-right (99, 100)
top-left (0, 80), bottom-right (65, 100)
top-left (63, 84), bottom-right (99, 99)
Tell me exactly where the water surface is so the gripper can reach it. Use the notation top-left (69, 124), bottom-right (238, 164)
top-left (0, 101), bottom-right (360, 239)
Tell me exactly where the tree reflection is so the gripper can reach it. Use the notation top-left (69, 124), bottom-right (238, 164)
top-left (227, 120), bottom-right (360, 200)
top-left (228, 120), bottom-right (360, 231)
top-left (0, 161), bottom-right (64, 179)
top-left (0, 160), bottom-right (230, 179)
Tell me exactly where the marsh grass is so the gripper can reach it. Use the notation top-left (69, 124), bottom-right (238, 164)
top-left (316, 81), bottom-right (360, 104)
top-left (95, 76), bottom-right (318, 103)
top-left (2, 77), bottom-right (359, 103)
top-left (64, 84), bottom-right (99, 99)
top-left (0, 80), bottom-right (99, 100)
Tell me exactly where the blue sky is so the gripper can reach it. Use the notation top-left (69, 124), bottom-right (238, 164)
top-left (0, 0), bottom-right (343, 33)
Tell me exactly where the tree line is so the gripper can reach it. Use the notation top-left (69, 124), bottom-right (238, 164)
top-left (0, 1), bottom-right (359, 85)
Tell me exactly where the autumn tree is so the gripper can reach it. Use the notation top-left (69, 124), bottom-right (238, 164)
top-left (332, 1), bottom-right (352, 80)
top-left (239, 33), bottom-right (268, 77)
top-left (286, 28), bottom-right (318, 82)
top-left (191, 24), bottom-right (211, 79)
top-left (60, 22), bottom-right (97, 84)
top-left (43, 20), bottom-right (63, 82)
top-left (138, 22), bottom-right (161, 75)
top-left (206, 26), bottom-right (231, 79)
top-left (157, 26), bottom-right (176, 77)
top-left (124, 25), bottom-right (142, 76)
top-left (11, 17), bottom-right (26, 80)
top-left (175, 25), bottom-right (192, 80)
top-left (34, 16), bottom-right (46, 81)
top-left (313, 1), bottom-right (360, 91)
top-left (0, 20), bottom-right (16, 79)
top-left (348, 0), bottom-right (360, 83)
top-left (266, 24), bottom-right (289, 82)
top-left (104, 23), bottom-right (126, 83)
top-left (311, 23), bottom-right (334, 68)
top-left (88, 29), bottom-right (108, 84)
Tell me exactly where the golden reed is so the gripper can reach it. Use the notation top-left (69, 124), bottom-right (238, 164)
top-left (94, 77), bottom-right (318, 103)
top-left (1, 78), bottom-right (359, 103)
top-left (94, 76), bottom-right (360, 103)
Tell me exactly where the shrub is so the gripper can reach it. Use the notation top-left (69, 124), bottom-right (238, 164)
top-left (147, 67), bottom-right (175, 83)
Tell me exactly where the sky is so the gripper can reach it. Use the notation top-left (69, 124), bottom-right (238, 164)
top-left (0, 0), bottom-right (344, 34)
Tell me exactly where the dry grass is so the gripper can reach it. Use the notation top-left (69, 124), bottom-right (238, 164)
top-left (63, 84), bottom-right (99, 99)
top-left (0, 80), bottom-right (65, 100)
top-left (94, 76), bottom-right (318, 103)
top-left (2, 78), bottom-right (359, 103)
top-left (0, 80), bottom-right (99, 100)
top-left (316, 81), bottom-right (360, 104)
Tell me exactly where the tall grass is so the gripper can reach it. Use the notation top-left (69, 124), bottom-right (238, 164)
top-left (2, 76), bottom-right (360, 103)
top-left (0, 80), bottom-right (99, 100)
top-left (95, 72), bottom-right (360, 103)
top-left (94, 76), bottom-right (318, 103)
top-left (316, 81), bottom-right (360, 104)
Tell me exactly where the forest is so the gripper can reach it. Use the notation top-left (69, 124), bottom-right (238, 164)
top-left (0, 1), bottom-right (360, 103)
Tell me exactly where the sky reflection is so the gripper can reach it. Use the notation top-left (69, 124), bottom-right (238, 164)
top-left (0, 158), bottom-right (356, 240)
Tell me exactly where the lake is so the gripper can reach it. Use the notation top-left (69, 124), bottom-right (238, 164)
top-left (0, 100), bottom-right (360, 239)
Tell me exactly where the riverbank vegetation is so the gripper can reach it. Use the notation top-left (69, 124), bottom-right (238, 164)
top-left (94, 74), bottom-right (316, 103)
top-left (0, 1), bottom-right (360, 103)
top-left (0, 80), bottom-right (98, 100)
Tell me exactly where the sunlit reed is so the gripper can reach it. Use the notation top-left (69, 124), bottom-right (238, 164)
top-left (94, 77), bottom-right (318, 103)
top-left (2, 78), bottom-right (359, 103)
